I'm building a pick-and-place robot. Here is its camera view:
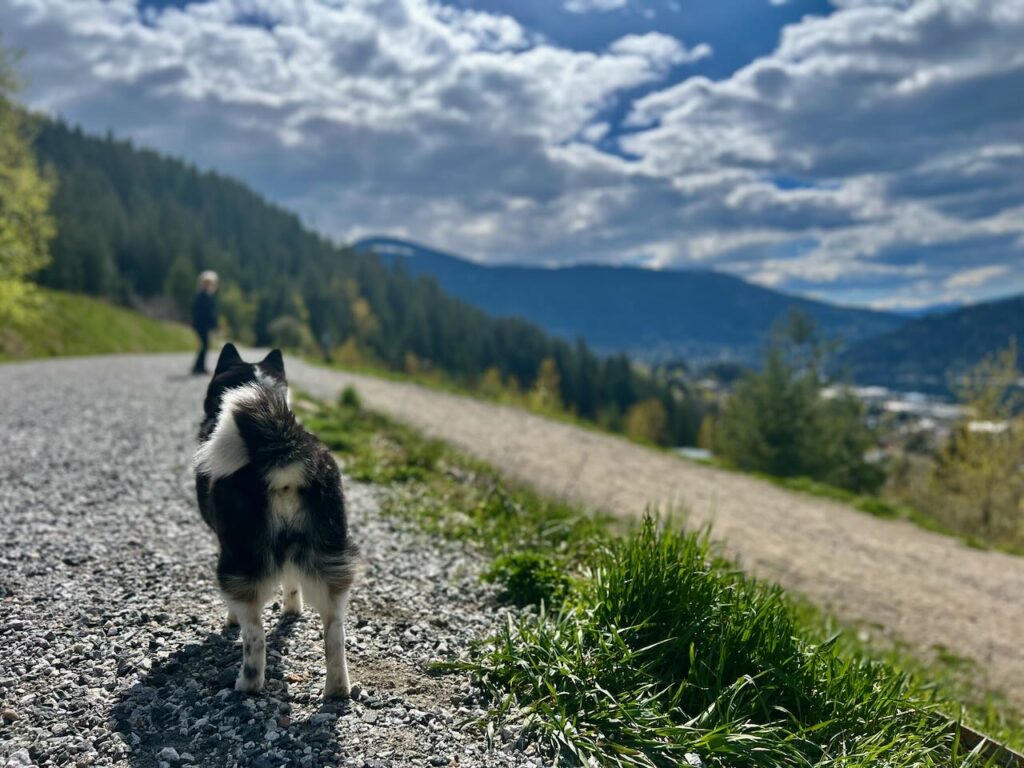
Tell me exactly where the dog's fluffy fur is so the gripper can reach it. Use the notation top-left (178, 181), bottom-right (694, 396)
top-left (194, 344), bottom-right (359, 698)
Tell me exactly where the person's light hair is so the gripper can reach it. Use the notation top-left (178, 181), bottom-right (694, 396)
top-left (197, 270), bottom-right (219, 290)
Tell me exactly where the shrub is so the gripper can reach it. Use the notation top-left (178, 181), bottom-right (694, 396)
top-left (623, 398), bottom-right (668, 444)
top-left (339, 385), bottom-right (362, 410)
top-left (267, 314), bottom-right (315, 351)
top-left (893, 342), bottom-right (1024, 546)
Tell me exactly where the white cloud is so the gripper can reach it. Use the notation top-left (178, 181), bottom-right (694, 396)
top-left (615, 0), bottom-right (1024, 298)
top-left (564, 0), bottom-right (629, 13)
top-left (607, 33), bottom-right (711, 65)
top-left (2, 0), bottom-right (1023, 307)
top-left (945, 264), bottom-right (1009, 291)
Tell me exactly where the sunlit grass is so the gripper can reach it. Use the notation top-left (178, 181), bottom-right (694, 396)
top-left (0, 288), bottom-right (193, 360)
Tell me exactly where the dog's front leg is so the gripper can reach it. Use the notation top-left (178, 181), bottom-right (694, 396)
top-left (229, 598), bottom-right (267, 693)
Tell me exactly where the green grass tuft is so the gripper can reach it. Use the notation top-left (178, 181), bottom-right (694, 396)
top-left (459, 519), bottom-right (987, 767)
top-left (483, 550), bottom-right (573, 607)
top-left (339, 384), bottom-right (362, 410)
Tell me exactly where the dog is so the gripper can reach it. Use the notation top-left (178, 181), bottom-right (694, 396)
top-left (194, 343), bottom-right (359, 698)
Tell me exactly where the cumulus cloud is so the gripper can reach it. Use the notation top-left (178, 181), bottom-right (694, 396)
top-left (2, 0), bottom-right (1023, 306)
top-left (618, 0), bottom-right (1024, 301)
top-left (564, 0), bottom-right (629, 13)
top-left (608, 33), bottom-right (711, 65)
top-left (1, 1), bottom-right (689, 216)
top-left (945, 264), bottom-right (1009, 291)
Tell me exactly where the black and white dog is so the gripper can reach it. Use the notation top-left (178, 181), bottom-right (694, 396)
top-left (194, 344), bottom-right (359, 698)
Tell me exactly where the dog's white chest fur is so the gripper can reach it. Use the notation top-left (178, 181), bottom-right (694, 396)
top-left (268, 462), bottom-right (305, 524)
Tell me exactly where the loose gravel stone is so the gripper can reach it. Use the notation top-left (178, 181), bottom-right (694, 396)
top-left (0, 355), bottom-right (535, 768)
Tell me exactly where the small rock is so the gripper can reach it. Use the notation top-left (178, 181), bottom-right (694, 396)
top-left (429, 757), bottom-right (450, 767)
top-left (157, 746), bottom-right (180, 763)
top-left (361, 710), bottom-right (379, 724)
top-left (1, 708), bottom-right (20, 723)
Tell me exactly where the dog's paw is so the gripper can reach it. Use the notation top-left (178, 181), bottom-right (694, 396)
top-left (225, 610), bottom-right (239, 628)
top-left (235, 668), bottom-right (265, 694)
top-left (323, 680), bottom-right (350, 700)
top-left (282, 593), bottom-right (303, 617)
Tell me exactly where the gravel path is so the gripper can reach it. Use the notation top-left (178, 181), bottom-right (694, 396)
top-left (285, 357), bottom-right (1024, 709)
top-left (0, 355), bottom-right (538, 768)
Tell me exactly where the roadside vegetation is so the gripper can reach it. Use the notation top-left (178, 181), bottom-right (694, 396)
top-left (0, 47), bottom-right (55, 327)
top-left (296, 388), bottom-right (1023, 767)
top-left (886, 342), bottom-right (1024, 550)
top-left (0, 288), bottom-right (193, 360)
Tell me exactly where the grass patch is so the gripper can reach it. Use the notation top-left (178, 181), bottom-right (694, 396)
top-left (483, 551), bottom-right (574, 607)
top-left (464, 521), bottom-right (981, 767)
top-left (298, 391), bottom-right (1024, 766)
top-left (0, 289), bottom-right (194, 360)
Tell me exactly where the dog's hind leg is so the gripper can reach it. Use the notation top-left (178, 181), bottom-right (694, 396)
top-left (303, 578), bottom-right (351, 699)
top-left (222, 579), bottom-right (272, 694)
top-left (281, 567), bottom-right (303, 617)
top-left (321, 588), bottom-right (351, 699)
top-left (321, 589), bottom-right (354, 704)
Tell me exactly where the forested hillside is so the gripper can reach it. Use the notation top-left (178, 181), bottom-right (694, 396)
top-left (838, 294), bottom-right (1024, 392)
top-left (31, 119), bottom-right (701, 444)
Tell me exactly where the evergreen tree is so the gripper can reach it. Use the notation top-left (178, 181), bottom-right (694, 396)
top-left (716, 313), bottom-right (881, 492)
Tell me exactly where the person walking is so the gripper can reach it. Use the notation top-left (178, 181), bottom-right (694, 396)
top-left (191, 270), bottom-right (219, 374)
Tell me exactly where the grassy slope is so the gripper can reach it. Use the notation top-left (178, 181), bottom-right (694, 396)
top-left (298, 389), bottom-right (1023, 767)
top-left (0, 289), bottom-right (194, 360)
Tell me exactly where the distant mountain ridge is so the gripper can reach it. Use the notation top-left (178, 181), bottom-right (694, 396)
top-left (354, 236), bottom-right (904, 364)
top-left (838, 294), bottom-right (1024, 393)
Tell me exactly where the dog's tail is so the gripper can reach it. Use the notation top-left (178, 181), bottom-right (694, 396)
top-left (194, 383), bottom-right (304, 479)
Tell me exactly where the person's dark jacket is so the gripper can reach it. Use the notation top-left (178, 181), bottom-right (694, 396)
top-left (192, 291), bottom-right (217, 333)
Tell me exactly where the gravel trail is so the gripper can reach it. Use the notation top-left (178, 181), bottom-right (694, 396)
top-left (285, 357), bottom-right (1024, 708)
top-left (0, 355), bottom-right (536, 768)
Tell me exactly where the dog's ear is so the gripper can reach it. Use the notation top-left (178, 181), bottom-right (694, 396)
top-left (260, 349), bottom-right (285, 375)
top-left (215, 343), bottom-right (242, 373)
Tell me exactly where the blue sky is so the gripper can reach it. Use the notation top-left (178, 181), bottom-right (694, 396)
top-left (3, 0), bottom-right (1023, 309)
